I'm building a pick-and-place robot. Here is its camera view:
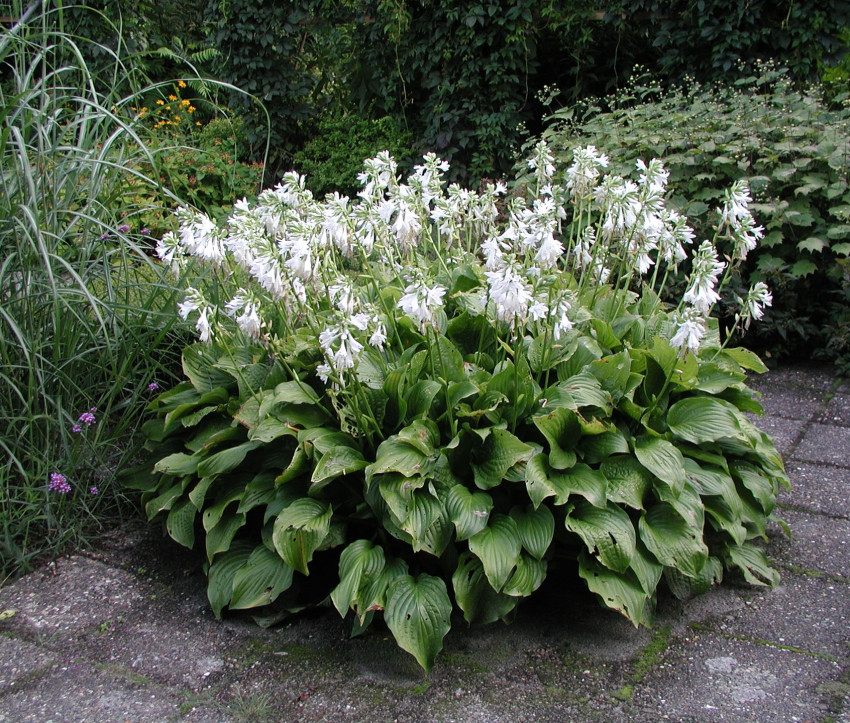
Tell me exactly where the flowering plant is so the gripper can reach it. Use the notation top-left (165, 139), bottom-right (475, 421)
top-left (129, 142), bottom-right (787, 671)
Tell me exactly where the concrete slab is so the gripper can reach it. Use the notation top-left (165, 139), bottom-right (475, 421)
top-left (792, 423), bottom-right (850, 467)
top-left (748, 364), bottom-right (838, 393)
top-left (781, 462), bottom-right (850, 518)
top-left (748, 384), bottom-right (824, 421)
top-left (769, 508), bottom-right (850, 579)
top-left (0, 556), bottom-right (143, 637)
top-left (630, 631), bottom-right (841, 722)
top-left (0, 636), bottom-right (56, 691)
top-left (705, 573), bottom-right (850, 659)
top-left (821, 393), bottom-right (850, 427)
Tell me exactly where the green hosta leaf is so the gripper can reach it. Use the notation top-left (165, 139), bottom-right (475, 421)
top-left (188, 475), bottom-right (217, 510)
top-left (166, 497), bottom-right (197, 548)
top-left (580, 428), bottom-right (630, 464)
top-left (525, 455), bottom-right (608, 509)
top-left (405, 379), bottom-right (442, 420)
top-left (590, 350), bottom-right (631, 400)
top-left (565, 501), bottom-right (636, 573)
top-left (528, 331), bottom-right (578, 373)
top-left (509, 504), bottom-right (554, 560)
top-left (715, 347), bottom-right (769, 374)
top-left (532, 407), bottom-right (581, 469)
top-left (629, 543), bottom-right (663, 596)
top-left (471, 428), bottom-right (534, 490)
top-left (399, 490), bottom-right (452, 556)
top-left (331, 539), bottom-right (386, 618)
top-left (447, 380), bottom-right (479, 409)
top-left (558, 372), bottom-right (613, 413)
top-left (272, 499), bottom-right (332, 575)
top-left (271, 380), bottom-right (321, 406)
top-left (230, 545), bottom-right (294, 610)
top-left (237, 472), bottom-right (277, 514)
top-left (444, 485), bottom-right (493, 541)
top-left (639, 503), bottom-right (708, 579)
top-left (298, 427), bottom-right (359, 456)
top-left (186, 419), bottom-right (243, 453)
top-left (652, 479), bottom-right (705, 530)
top-left (578, 550), bottom-right (654, 627)
top-left (197, 441), bottom-right (262, 477)
top-left (667, 397), bottom-right (742, 444)
top-left (205, 510), bottom-right (246, 563)
top-left (694, 363), bottom-right (747, 394)
top-left (310, 446), bottom-right (368, 493)
top-left (600, 456), bottom-right (651, 509)
top-left (154, 452), bottom-right (200, 476)
top-left (731, 461), bottom-right (776, 515)
top-left (182, 343), bottom-right (234, 394)
top-left (249, 415), bottom-right (299, 444)
top-left (724, 543), bottom-right (779, 586)
top-left (397, 419), bottom-right (440, 456)
top-left (452, 551), bottom-right (519, 624)
top-left (502, 553), bottom-right (547, 597)
top-left (145, 482), bottom-right (183, 518)
top-left (384, 573), bottom-right (452, 671)
top-left (377, 474), bottom-right (425, 521)
top-left (207, 541), bottom-right (253, 618)
top-left (275, 446), bottom-right (311, 486)
top-left (664, 556), bottom-right (723, 600)
top-left (431, 334), bottom-right (466, 383)
top-left (468, 514), bottom-right (522, 590)
top-left (367, 438), bottom-right (429, 480)
top-left (634, 436), bottom-right (686, 495)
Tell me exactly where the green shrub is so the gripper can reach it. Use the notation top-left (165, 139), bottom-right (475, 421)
top-left (130, 144), bottom-right (787, 671)
top-left (293, 113), bottom-right (414, 198)
top-left (535, 65), bottom-right (850, 367)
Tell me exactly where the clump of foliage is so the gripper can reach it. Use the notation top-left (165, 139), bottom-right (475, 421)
top-left (536, 65), bottom-right (850, 368)
top-left (293, 112), bottom-right (414, 198)
top-left (131, 142), bottom-right (787, 671)
top-left (0, 6), bottom-right (189, 576)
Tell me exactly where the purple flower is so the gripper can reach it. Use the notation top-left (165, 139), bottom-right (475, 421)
top-left (140, 228), bottom-right (151, 236)
top-left (89, 486), bottom-right (99, 495)
top-left (117, 224), bottom-right (131, 233)
top-left (78, 411), bottom-right (96, 426)
top-left (49, 472), bottom-right (71, 494)
top-left (99, 232), bottom-right (110, 241)
top-left (147, 382), bottom-right (159, 392)
top-left (72, 424), bottom-right (82, 433)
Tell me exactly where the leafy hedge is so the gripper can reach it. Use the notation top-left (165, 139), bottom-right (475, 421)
top-left (536, 66), bottom-right (850, 367)
top-left (128, 146), bottom-right (787, 671)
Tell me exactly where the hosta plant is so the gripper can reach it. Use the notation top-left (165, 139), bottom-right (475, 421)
top-left (128, 142), bottom-right (788, 671)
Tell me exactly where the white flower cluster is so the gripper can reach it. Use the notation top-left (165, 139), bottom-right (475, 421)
top-left (158, 140), bottom-right (771, 379)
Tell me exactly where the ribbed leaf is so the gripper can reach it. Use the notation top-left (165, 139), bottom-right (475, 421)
top-left (230, 545), bottom-right (294, 610)
top-left (634, 435), bottom-right (686, 495)
top-left (600, 456), bottom-right (651, 510)
top-left (578, 550), bottom-right (654, 627)
top-left (154, 452), bottom-right (200, 476)
top-left (526, 455), bottom-right (608, 509)
top-left (639, 503), bottom-right (708, 579)
top-left (366, 438), bottom-right (429, 480)
top-left (272, 499), bottom-right (332, 575)
top-left (398, 491), bottom-right (452, 556)
top-left (468, 514), bottom-right (522, 590)
top-left (197, 440), bottom-right (261, 477)
top-left (310, 446), bottom-right (368, 493)
top-left (667, 397), bottom-right (742, 443)
top-left (444, 485), bottom-right (493, 541)
top-left (509, 504), bottom-right (554, 560)
top-left (725, 543), bottom-right (780, 586)
top-left (330, 539), bottom-right (386, 618)
top-left (452, 551), bottom-right (519, 624)
top-left (471, 429), bottom-right (534, 490)
top-left (385, 574), bottom-right (452, 671)
top-left (502, 553), bottom-right (547, 597)
top-left (205, 510), bottom-right (246, 563)
top-left (206, 541), bottom-right (253, 617)
top-left (565, 501), bottom-right (636, 573)
top-left (532, 407), bottom-right (581, 469)
top-left (166, 497), bottom-right (197, 548)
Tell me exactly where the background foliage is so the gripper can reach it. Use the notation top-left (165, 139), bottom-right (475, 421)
top-left (536, 66), bottom-right (850, 368)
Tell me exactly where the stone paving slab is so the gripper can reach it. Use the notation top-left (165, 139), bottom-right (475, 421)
top-left (748, 415), bottom-right (806, 458)
top-left (705, 572), bottom-right (850, 659)
top-left (630, 632), bottom-right (842, 722)
top-left (768, 508), bottom-right (850, 579)
top-left (791, 422), bottom-right (850, 466)
top-left (820, 393), bottom-right (850, 427)
top-left (0, 557), bottom-right (143, 637)
top-left (780, 461), bottom-right (850, 519)
top-left (0, 636), bottom-right (56, 690)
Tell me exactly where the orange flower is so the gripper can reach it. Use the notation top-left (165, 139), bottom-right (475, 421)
top-left (177, 80), bottom-right (187, 88)
top-left (155, 99), bottom-right (165, 105)
top-left (168, 94), bottom-right (177, 101)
